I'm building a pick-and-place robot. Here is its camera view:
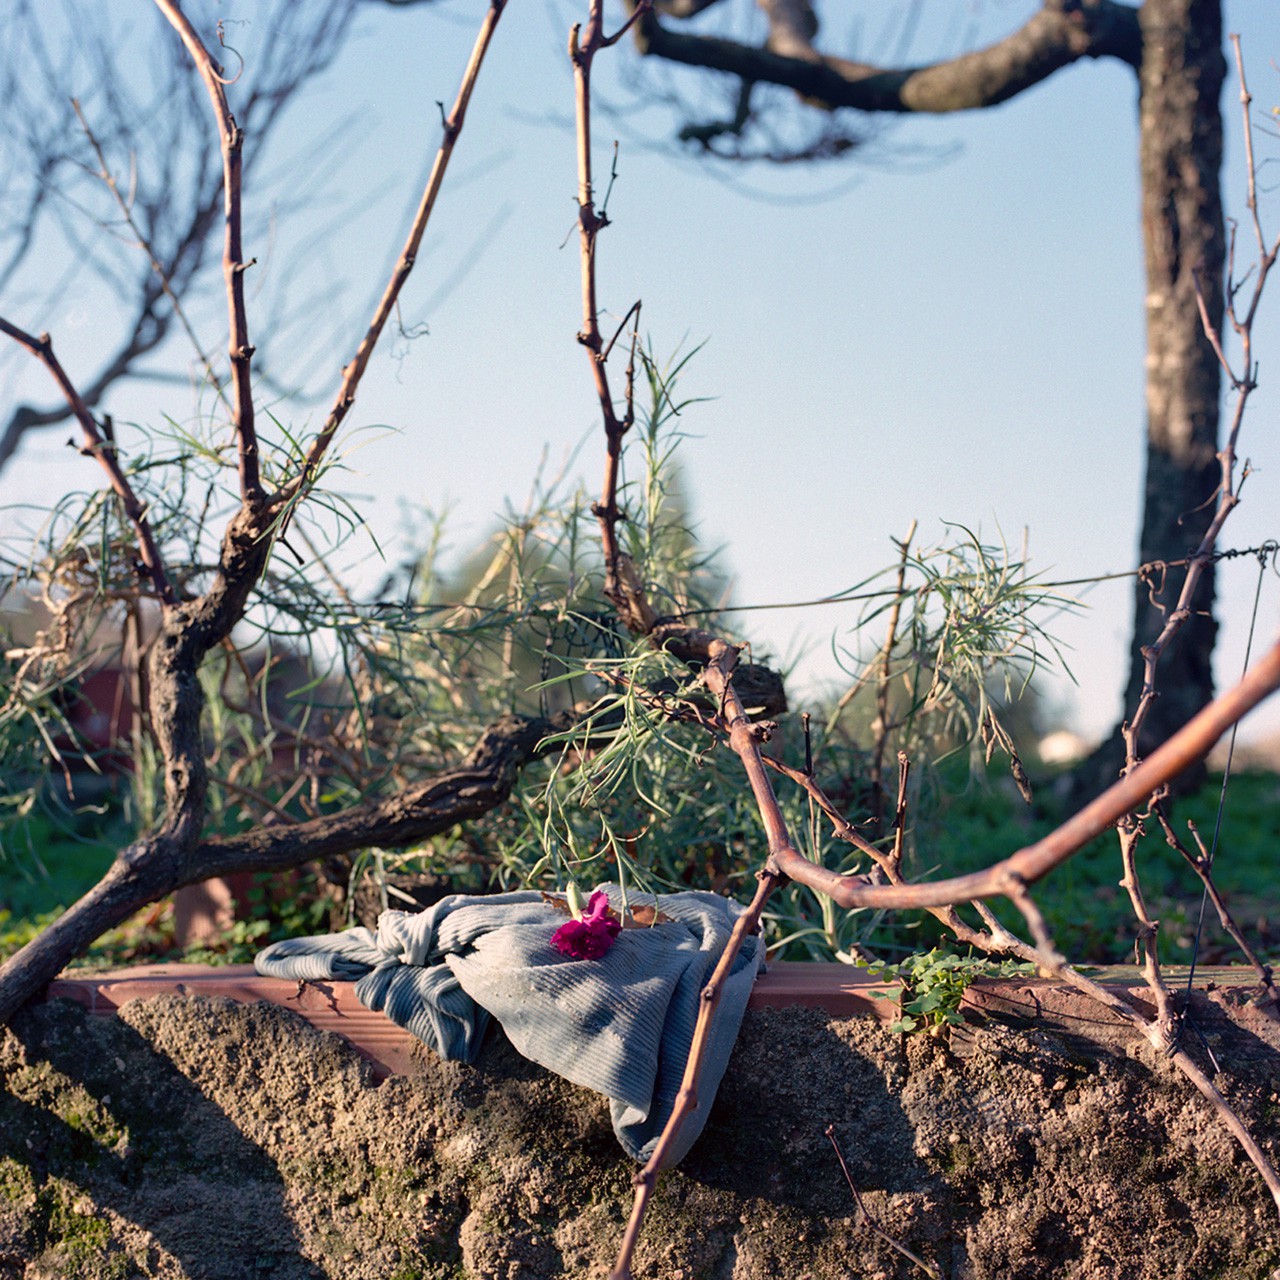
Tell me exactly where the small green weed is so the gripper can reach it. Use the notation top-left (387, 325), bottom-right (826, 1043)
top-left (858, 947), bottom-right (1036, 1035)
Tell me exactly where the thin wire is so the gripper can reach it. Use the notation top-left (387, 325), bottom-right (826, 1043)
top-left (665, 541), bottom-right (1278, 621)
top-left (1184, 544), bottom-right (1274, 998)
top-left (352, 541), bottom-right (1280, 623)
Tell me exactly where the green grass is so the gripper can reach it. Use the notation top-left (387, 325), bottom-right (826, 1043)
top-left (2, 767), bottom-right (1276, 970)
top-left (0, 802), bottom-right (340, 968)
top-left (879, 764), bottom-right (1280, 965)
top-left (0, 810), bottom-right (118, 933)
top-left (0, 807), bottom-right (159, 968)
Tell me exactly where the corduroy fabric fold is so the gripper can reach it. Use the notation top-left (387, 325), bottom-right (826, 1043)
top-left (255, 885), bottom-right (761, 1163)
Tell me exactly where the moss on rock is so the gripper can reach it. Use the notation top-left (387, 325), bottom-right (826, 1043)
top-left (0, 981), bottom-right (1277, 1278)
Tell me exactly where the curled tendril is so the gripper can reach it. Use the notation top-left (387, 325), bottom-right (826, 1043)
top-left (213, 20), bottom-right (245, 85)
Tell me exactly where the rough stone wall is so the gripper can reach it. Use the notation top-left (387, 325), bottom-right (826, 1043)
top-left (1, 984), bottom-right (1278, 1279)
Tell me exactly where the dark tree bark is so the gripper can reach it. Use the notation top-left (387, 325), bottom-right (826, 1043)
top-left (632, 0), bottom-right (1229, 785)
top-left (635, 1), bottom-right (1143, 109)
top-left (1094, 0), bottom-right (1225, 789)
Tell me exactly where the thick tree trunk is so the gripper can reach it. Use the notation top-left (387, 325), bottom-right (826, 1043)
top-left (1083, 0), bottom-right (1224, 793)
top-left (633, 2), bottom-right (1228, 787)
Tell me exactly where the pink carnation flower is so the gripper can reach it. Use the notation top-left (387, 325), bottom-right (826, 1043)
top-left (550, 889), bottom-right (622, 961)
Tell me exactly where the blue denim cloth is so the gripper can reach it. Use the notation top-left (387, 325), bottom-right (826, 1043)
top-left (255, 885), bottom-right (762, 1164)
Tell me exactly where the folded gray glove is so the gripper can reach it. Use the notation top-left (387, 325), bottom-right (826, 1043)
top-left (255, 884), bottom-right (762, 1164)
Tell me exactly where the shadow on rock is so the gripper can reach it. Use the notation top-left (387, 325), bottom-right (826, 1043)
top-left (689, 1005), bottom-right (938, 1209)
top-left (2, 998), bottom-right (321, 1280)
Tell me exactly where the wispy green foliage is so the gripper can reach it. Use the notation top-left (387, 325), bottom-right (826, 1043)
top-left (824, 523), bottom-right (1078, 829)
top-left (1, 348), bottom-right (1068, 962)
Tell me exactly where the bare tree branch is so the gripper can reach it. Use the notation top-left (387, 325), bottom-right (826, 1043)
top-left (0, 2), bottom-right (355, 479)
top-left (0, 317), bottom-right (174, 605)
top-left (275, 0), bottom-right (510, 512)
top-left (758, 0), bottom-right (819, 61)
top-left (153, 0), bottom-right (262, 503)
top-left (632, 0), bottom-right (1141, 114)
top-left (70, 98), bottom-right (225, 407)
top-left (766, 636), bottom-right (1280, 912)
top-left (0, 0), bottom-right (511, 1030)
top-left (571, 2), bottom-right (658, 634)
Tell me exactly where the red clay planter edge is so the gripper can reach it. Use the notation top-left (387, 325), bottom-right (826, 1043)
top-left (41, 961), bottom-right (1260, 1079)
top-left (42, 962), bottom-right (904, 1077)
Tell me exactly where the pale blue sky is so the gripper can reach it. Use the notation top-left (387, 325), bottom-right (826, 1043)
top-left (3, 1), bottom-right (1279, 744)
